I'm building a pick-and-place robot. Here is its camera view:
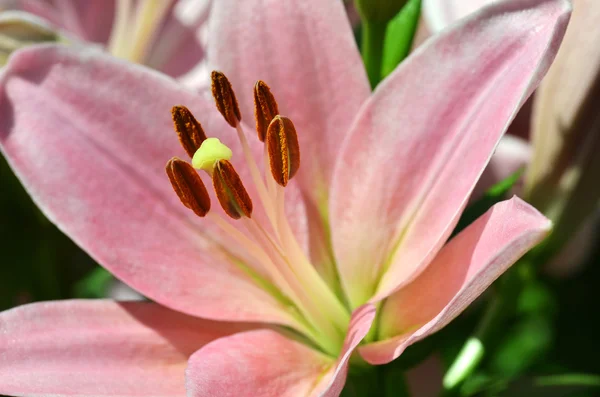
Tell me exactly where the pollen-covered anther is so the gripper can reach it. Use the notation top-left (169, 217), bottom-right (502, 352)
top-left (254, 80), bottom-right (279, 142)
top-left (213, 160), bottom-right (253, 219)
top-left (171, 105), bottom-right (207, 158)
top-left (211, 71), bottom-right (241, 128)
top-left (166, 157), bottom-right (211, 217)
top-left (266, 116), bottom-right (300, 187)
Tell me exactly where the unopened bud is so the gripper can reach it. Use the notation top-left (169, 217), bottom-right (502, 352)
top-left (0, 12), bottom-right (64, 65)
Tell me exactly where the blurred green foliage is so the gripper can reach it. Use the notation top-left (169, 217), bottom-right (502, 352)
top-left (0, 155), bottom-right (108, 310)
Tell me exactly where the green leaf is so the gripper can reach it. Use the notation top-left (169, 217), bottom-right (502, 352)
top-left (453, 168), bottom-right (524, 237)
top-left (459, 373), bottom-right (600, 397)
top-left (490, 315), bottom-right (554, 379)
top-left (381, 0), bottom-right (421, 79)
top-left (361, 20), bottom-right (388, 88)
top-left (500, 374), bottom-right (600, 397)
top-left (358, 0), bottom-right (421, 88)
top-left (460, 372), bottom-right (507, 397)
top-left (535, 374), bottom-right (600, 388)
top-left (73, 266), bottom-right (114, 298)
top-left (517, 281), bottom-right (557, 316)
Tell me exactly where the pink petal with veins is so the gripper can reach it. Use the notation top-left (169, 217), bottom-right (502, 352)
top-left (0, 300), bottom-right (251, 396)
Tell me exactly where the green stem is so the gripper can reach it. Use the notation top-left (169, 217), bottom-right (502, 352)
top-left (361, 21), bottom-right (387, 88)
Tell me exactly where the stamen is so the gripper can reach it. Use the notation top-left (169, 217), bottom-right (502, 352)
top-left (172, 105), bottom-right (207, 158)
top-left (166, 157), bottom-right (211, 217)
top-left (165, 73), bottom-right (351, 355)
top-left (211, 71), bottom-right (241, 128)
top-left (213, 160), bottom-right (253, 219)
top-left (234, 122), bottom-right (278, 227)
top-left (107, 0), bottom-right (133, 59)
top-left (254, 81), bottom-right (279, 142)
top-left (266, 116), bottom-right (300, 187)
top-left (192, 137), bottom-right (233, 173)
top-left (127, 0), bottom-right (171, 63)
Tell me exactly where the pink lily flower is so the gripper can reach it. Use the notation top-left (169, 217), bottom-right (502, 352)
top-left (0, 0), bottom-right (211, 82)
top-left (0, 0), bottom-right (569, 395)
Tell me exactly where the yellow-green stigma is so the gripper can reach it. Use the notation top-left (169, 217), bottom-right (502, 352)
top-left (192, 137), bottom-right (233, 172)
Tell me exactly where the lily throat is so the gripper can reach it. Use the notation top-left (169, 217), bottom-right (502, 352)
top-left (165, 71), bottom-right (350, 356)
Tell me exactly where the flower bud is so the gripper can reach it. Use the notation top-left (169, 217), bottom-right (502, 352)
top-left (0, 11), bottom-right (65, 65)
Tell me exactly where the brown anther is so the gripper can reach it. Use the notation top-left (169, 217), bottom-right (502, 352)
top-left (166, 157), bottom-right (211, 217)
top-left (213, 160), bottom-right (253, 219)
top-left (211, 71), bottom-right (241, 128)
top-left (254, 80), bottom-right (279, 142)
top-left (172, 105), bottom-right (207, 158)
top-left (266, 116), bottom-right (300, 187)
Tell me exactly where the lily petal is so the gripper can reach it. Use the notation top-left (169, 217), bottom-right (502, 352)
top-left (423, 0), bottom-right (496, 33)
top-left (318, 304), bottom-right (377, 397)
top-left (145, 0), bottom-right (211, 79)
top-left (207, 0), bottom-right (370, 203)
top-left (0, 300), bottom-right (249, 397)
top-left (525, 0), bottom-right (600, 225)
top-left (186, 330), bottom-right (332, 397)
top-left (330, 0), bottom-right (570, 307)
top-left (472, 135), bottom-right (531, 200)
top-left (17, 0), bottom-right (116, 43)
top-left (359, 197), bottom-right (551, 364)
top-left (0, 45), bottom-right (300, 327)
top-left (186, 304), bottom-right (376, 397)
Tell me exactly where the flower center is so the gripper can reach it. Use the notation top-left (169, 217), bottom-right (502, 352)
top-left (165, 71), bottom-right (350, 356)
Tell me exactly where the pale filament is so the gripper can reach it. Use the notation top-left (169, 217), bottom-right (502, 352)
top-left (273, 184), bottom-right (350, 330)
top-left (107, 0), bottom-right (132, 58)
top-left (208, 209), bottom-right (341, 355)
top-left (242, 218), bottom-right (342, 351)
top-left (234, 123), bottom-right (278, 231)
top-left (108, 0), bottom-right (171, 64)
top-left (263, 149), bottom-right (278, 200)
top-left (206, 212), bottom-right (330, 346)
top-left (221, 122), bottom-right (351, 352)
